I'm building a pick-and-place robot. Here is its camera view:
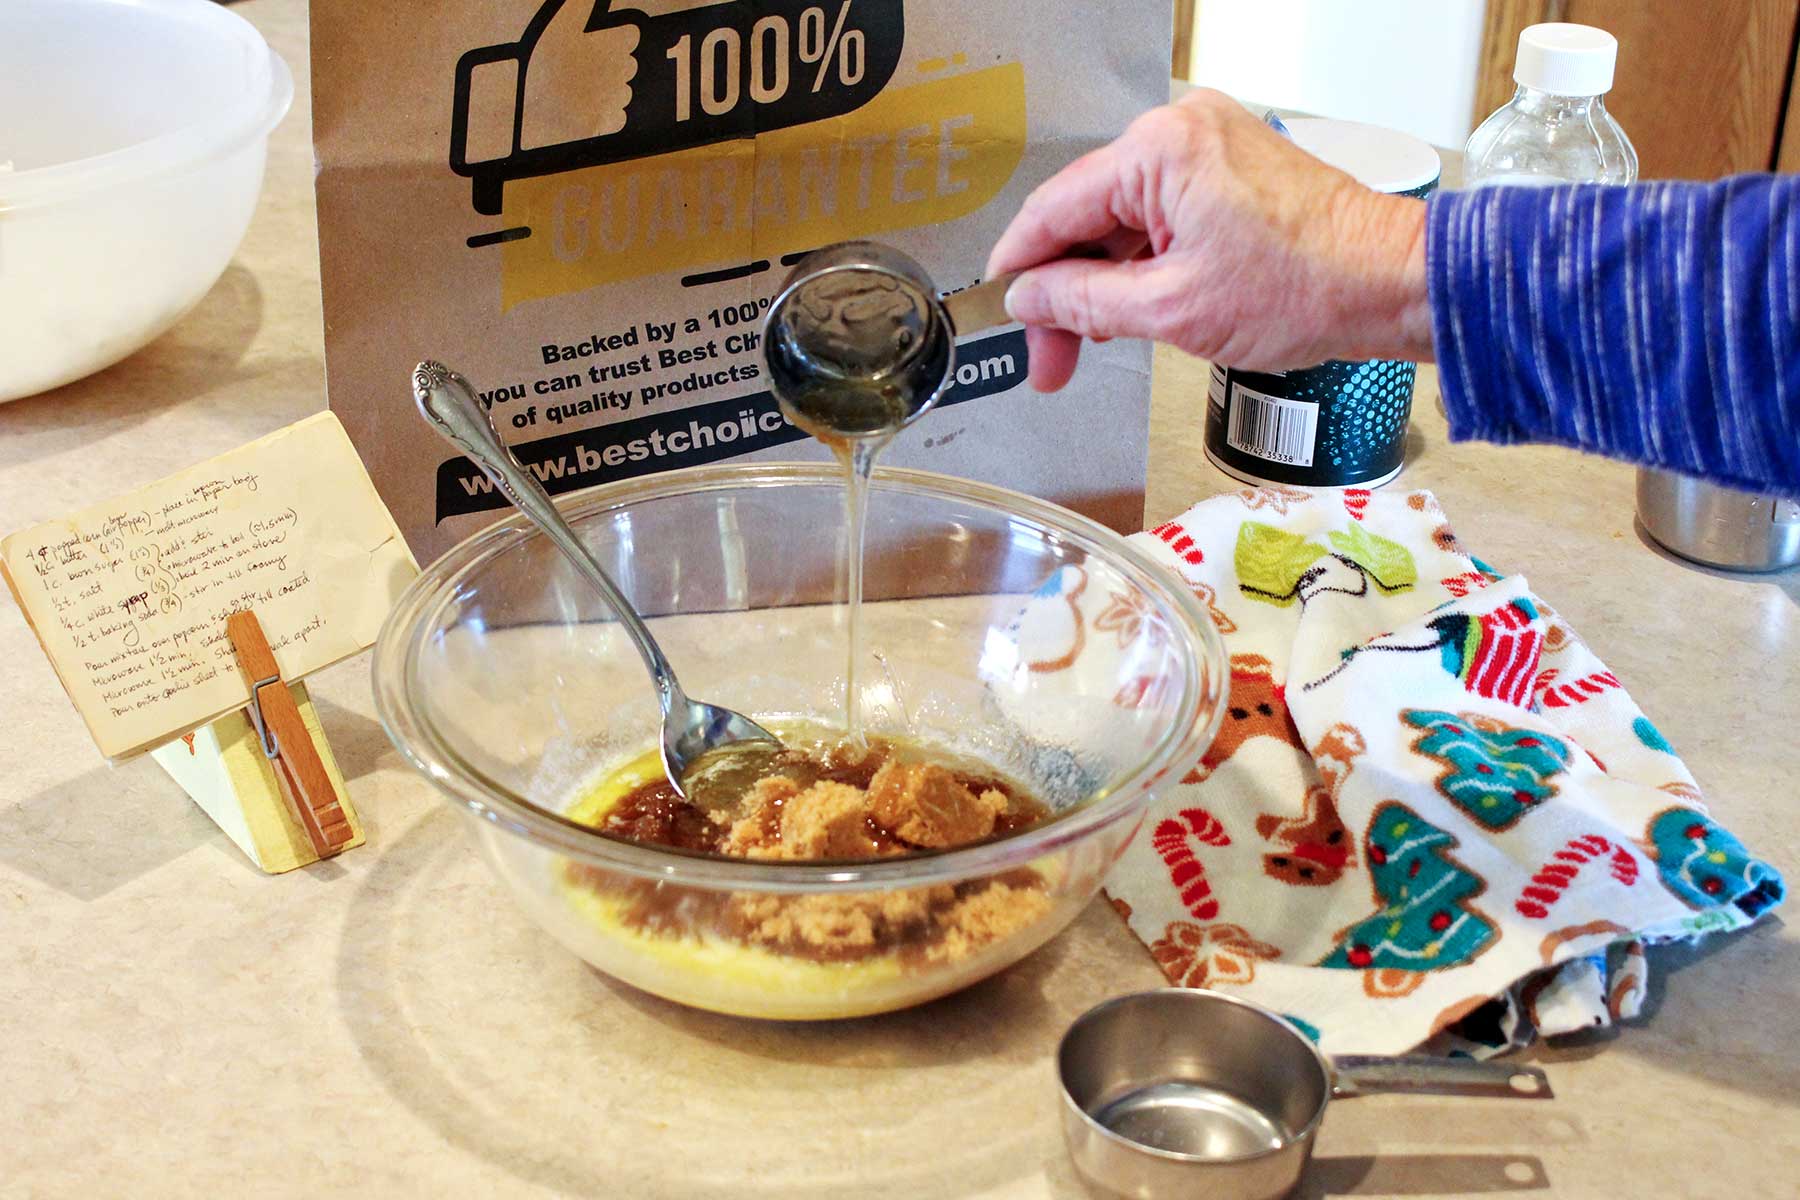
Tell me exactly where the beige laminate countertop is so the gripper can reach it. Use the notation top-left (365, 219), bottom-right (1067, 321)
top-left (2, 5), bottom-right (1795, 1197)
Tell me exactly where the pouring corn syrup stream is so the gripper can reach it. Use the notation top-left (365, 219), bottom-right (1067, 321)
top-left (763, 241), bottom-right (1092, 745)
top-left (764, 244), bottom-right (961, 748)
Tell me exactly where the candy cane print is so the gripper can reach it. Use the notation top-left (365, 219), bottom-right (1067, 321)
top-left (1609, 844), bottom-right (1638, 885)
top-left (1441, 571), bottom-right (1490, 598)
top-left (1515, 835), bottom-right (1639, 919)
top-left (1152, 808), bottom-right (1230, 920)
top-left (1149, 521), bottom-right (1205, 566)
top-left (1533, 668), bottom-right (1623, 709)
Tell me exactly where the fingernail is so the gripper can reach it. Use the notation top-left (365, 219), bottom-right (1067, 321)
top-left (1003, 273), bottom-right (1033, 322)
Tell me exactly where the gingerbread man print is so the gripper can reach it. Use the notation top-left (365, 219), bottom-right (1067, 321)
top-left (1182, 654), bottom-right (1305, 783)
top-left (1256, 724), bottom-right (1362, 886)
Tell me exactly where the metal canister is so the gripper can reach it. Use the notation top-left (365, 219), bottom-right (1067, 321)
top-left (1636, 467), bottom-right (1800, 572)
top-left (1204, 118), bottom-right (1440, 489)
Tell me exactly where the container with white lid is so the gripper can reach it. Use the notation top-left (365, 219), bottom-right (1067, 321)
top-left (1203, 117), bottom-right (1439, 490)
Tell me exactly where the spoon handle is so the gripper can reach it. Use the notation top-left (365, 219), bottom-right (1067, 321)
top-left (411, 361), bottom-right (682, 712)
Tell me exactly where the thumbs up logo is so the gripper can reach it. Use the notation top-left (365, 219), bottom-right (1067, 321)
top-left (451, 0), bottom-right (905, 220)
top-left (518, 2), bottom-right (641, 151)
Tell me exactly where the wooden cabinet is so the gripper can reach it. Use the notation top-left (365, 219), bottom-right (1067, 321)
top-left (1477, 0), bottom-right (1800, 180)
top-left (1173, 0), bottom-right (1196, 79)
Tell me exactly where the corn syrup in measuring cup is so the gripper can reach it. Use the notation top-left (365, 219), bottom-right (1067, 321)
top-left (764, 242), bottom-right (954, 443)
top-left (1203, 119), bottom-right (1439, 489)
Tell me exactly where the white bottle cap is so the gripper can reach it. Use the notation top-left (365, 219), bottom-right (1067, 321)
top-left (1286, 118), bottom-right (1441, 195)
top-left (1514, 23), bottom-right (1618, 96)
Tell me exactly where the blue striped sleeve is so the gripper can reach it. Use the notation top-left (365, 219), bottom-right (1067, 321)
top-left (1426, 177), bottom-right (1800, 497)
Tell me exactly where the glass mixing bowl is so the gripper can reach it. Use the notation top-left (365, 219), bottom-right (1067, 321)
top-left (374, 464), bottom-right (1227, 1019)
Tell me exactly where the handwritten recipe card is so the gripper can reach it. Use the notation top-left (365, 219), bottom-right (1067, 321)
top-left (2, 413), bottom-right (418, 760)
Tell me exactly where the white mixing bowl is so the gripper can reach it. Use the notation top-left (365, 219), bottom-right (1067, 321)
top-left (0, 0), bottom-right (292, 402)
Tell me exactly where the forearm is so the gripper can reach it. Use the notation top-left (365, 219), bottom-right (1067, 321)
top-left (1331, 191), bottom-right (1433, 364)
top-left (1427, 178), bottom-right (1800, 497)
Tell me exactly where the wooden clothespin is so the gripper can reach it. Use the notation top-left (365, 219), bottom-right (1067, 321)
top-left (225, 610), bottom-right (354, 858)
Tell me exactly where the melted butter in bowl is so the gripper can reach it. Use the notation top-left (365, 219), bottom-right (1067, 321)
top-left (551, 726), bottom-right (1074, 1018)
top-left (576, 725), bottom-right (1049, 859)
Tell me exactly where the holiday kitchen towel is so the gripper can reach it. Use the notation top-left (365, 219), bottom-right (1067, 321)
top-left (1017, 485), bottom-right (1784, 1056)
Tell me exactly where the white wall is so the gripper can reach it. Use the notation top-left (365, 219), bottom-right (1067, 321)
top-left (1188, 0), bottom-right (1490, 150)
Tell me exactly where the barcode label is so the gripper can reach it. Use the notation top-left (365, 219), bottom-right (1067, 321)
top-left (1227, 383), bottom-right (1318, 467)
top-left (1208, 364), bottom-right (1228, 411)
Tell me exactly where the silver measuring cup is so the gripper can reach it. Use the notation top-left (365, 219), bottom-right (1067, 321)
top-left (763, 241), bottom-right (955, 441)
top-left (1057, 989), bottom-right (1552, 1200)
top-left (763, 240), bottom-right (1046, 442)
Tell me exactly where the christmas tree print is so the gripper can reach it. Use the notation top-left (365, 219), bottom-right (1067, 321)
top-left (1320, 803), bottom-right (1495, 982)
top-left (1403, 709), bottom-right (1570, 831)
top-left (1648, 808), bottom-right (1785, 918)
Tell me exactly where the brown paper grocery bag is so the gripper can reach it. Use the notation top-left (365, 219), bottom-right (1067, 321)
top-left (312, 0), bottom-right (1169, 563)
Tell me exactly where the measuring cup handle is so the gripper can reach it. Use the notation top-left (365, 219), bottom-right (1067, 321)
top-left (1329, 1056), bottom-right (1554, 1101)
top-left (944, 246), bottom-right (1113, 337)
top-left (940, 272), bottom-right (1020, 338)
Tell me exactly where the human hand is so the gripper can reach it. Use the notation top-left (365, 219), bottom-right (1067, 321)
top-left (988, 89), bottom-right (1431, 391)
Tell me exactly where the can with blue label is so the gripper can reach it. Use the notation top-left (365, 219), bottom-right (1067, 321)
top-left (1204, 118), bottom-right (1440, 489)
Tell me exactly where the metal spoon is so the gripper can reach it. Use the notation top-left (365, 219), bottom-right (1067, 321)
top-left (411, 360), bottom-right (780, 807)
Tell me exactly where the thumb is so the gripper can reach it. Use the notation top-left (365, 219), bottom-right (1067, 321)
top-left (522, 0), bottom-right (640, 150)
top-left (1003, 259), bottom-right (1159, 342)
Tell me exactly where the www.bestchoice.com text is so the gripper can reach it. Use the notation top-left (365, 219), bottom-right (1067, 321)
top-left (454, 348), bottom-right (1020, 499)
top-left (455, 406), bottom-right (790, 497)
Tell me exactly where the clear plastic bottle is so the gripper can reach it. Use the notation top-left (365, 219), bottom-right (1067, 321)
top-left (1464, 23), bottom-right (1637, 188)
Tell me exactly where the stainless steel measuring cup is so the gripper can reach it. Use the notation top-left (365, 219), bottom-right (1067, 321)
top-left (762, 241), bottom-right (1029, 442)
top-left (763, 241), bottom-right (953, 441)
top-left (1058, 989), bottom-right (1552, 1200)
